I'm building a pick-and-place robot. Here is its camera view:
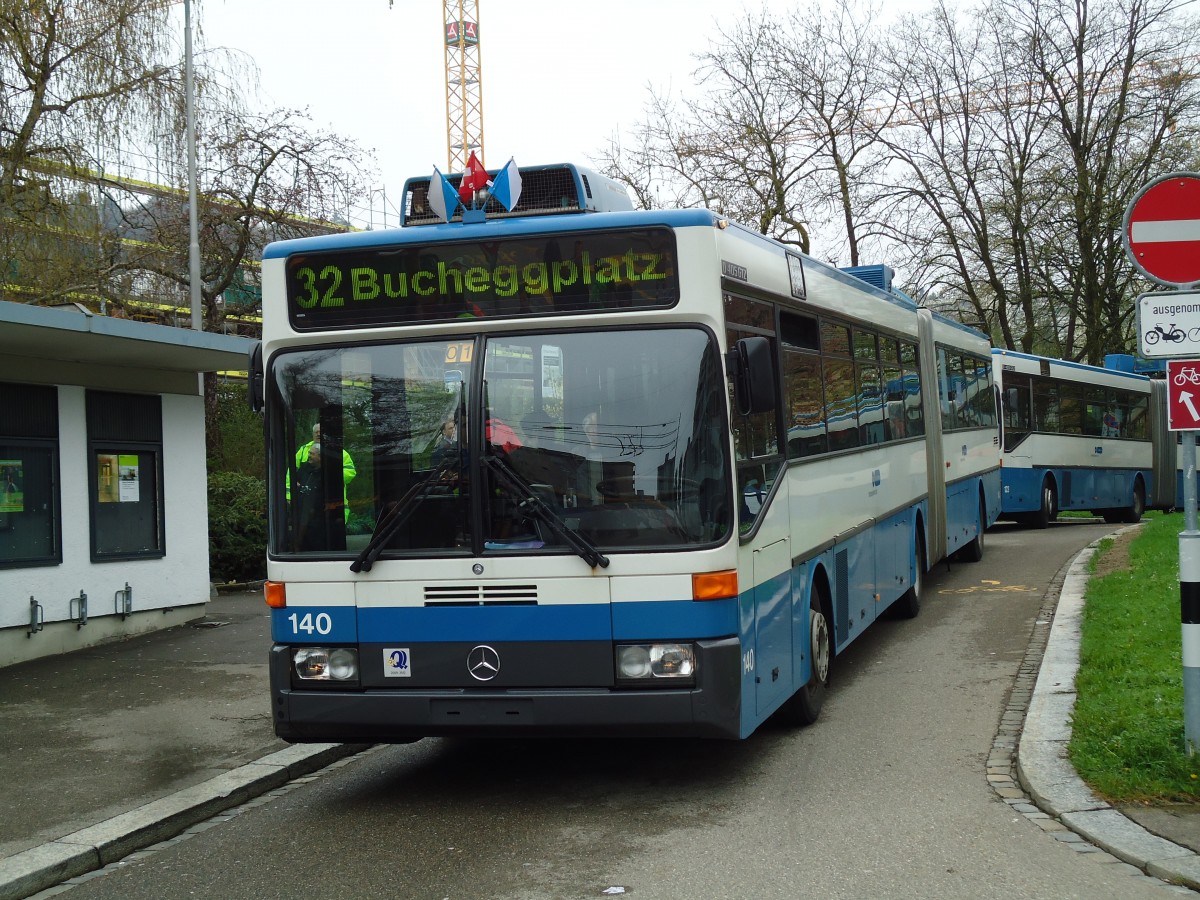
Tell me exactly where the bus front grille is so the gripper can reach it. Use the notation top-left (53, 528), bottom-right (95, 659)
top-left (424, 584), bottom-right (539, 606)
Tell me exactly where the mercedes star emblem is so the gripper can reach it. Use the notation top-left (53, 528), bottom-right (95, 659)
top-left (467, 644), bottom-right (501, 681)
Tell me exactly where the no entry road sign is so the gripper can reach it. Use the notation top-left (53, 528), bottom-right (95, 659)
top-left (1125, 173), bottom-right (1200, 287)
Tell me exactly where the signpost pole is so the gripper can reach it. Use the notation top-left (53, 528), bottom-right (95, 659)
top-left (1183, 432), bottom-right (1200, 754)
top-left (1127, 172), bottom-right (1200, 755)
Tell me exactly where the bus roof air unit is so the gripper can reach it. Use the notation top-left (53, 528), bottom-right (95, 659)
top-left (401, 162), bottom-right (634, 226)
top-left (841, 264), bottom-right (894, 292)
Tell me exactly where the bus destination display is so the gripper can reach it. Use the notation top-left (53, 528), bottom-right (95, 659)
top-left (286, 227), bottom-right (679, 330)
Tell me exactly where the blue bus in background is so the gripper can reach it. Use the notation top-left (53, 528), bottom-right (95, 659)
top-left (993, 349), bottom-right (1177, 526)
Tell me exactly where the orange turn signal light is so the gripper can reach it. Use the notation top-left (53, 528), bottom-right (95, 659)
top-left (264, 581), bottom-right (287, 609)
top-left (692, 569), bottom-right (738, 601)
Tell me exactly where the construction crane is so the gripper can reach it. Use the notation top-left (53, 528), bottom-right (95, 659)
top-left (443, 1), bottom-right (486, 172)
top-left (392, 1), bottom-right (486, 173)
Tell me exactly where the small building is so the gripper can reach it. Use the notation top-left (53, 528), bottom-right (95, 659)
top-left (0, 300), bottom-right (258, 668)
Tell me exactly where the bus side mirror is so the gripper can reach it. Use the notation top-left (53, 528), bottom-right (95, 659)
top-left (728, 336), bottom-right (777, 416)
top-left (248, 342), bottom-right (264, 413)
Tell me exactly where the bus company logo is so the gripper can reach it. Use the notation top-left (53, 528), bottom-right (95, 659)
top-left (384, 648), bottom-right (411, 678)
top-left (467, 645), bottom-right (501, 681)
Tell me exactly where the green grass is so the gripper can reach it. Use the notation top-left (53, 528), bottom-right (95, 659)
top-left (1069, 511), bottom-right (1200, 802)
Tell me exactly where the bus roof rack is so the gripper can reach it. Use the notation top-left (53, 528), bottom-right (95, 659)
top-left (400, 162), bottom-right (634, 226)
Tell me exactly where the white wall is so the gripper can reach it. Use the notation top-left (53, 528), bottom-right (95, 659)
top-left (0, 383), bottom-right (212, 668)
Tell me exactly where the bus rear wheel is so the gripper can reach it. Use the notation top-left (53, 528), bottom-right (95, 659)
top-left (1121, 480), bottom-right (1145, 524)
top-left (782, 586), bottom-right (831, 726)
top-left (1031, 478), bottom-right (1057, 529)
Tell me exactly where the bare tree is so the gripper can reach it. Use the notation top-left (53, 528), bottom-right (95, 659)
top-left (599, 2), bottom-right (903, 263)
top-left (600, 0), bottom-right (1200, 358)
top-left (1015, 0), bottom-right (1200, 361)
top-left (882, 0), bottom-right (1200, 359)
top-left (599, 10), bottom-right (824, 251)
top-left (770, 0), bottom-right (897, 265)
top-left (879, 0), bottom-right (1059, 348)
top-left (105, 107), bottom-right (371, 332)
top-left (0, 0), bottom-right (180, 302)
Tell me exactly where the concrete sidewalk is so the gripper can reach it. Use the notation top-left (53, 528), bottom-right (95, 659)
top-left (0, 590), bottom-right (366, 899)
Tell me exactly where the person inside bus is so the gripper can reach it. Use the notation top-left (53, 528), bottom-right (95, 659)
top-left (431, 415), bottom-right (463, 473)
top-left (292, 423), bottom-right (357, 523)
top-left (432, 416), bottom-right (457, 457)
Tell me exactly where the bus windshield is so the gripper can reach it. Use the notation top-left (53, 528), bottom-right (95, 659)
top-left (268, 327), bottom-right (731, 559)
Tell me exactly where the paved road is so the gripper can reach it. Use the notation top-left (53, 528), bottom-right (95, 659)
top-left (44, 518), bottom-right (1186, 900)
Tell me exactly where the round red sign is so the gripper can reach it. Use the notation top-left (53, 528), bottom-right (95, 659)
top-left (1125, 173), bottom-right (1200, 287)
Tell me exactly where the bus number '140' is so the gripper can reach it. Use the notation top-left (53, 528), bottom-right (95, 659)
top-left (287, 612), bottom-right (333, 636)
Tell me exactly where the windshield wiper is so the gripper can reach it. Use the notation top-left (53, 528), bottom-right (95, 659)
top-left (350, 458), bottom-right (457, 573)
top-left (482, 453), bottom-right (609, 569)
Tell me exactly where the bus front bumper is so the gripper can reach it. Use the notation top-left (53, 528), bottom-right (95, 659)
top-left (269, 638), bottom-right (743, 741)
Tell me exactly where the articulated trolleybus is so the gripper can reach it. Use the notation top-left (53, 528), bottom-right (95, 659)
top-left (252, 162), bottom-right (1000, 742)
top-left (993, 349), bottom-right (1177, 527)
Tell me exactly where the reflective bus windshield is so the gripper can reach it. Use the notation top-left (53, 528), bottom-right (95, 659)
top-left (269, 327), bottom-right (731, 559)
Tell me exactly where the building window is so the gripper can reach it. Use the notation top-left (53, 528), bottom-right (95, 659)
top-left (86, 391), bottom-right (165, 561)
top-left (0, 383), bottom-right (61, 568)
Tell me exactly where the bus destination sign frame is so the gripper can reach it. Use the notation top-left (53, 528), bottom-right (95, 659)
top-left (285, 227), bottom-right (680, 331)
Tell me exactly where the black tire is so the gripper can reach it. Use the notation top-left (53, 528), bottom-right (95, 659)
top-left (1120, 480), bottom-right (1146, 524)
top-left (893, 529), bottom-right (925, 619)
top-left (782, 585), bottom-right (832, 726)
top-left (958, 496), bottom-right (986, 562)
top-left (1032, 478), bottom-right (1057, 529)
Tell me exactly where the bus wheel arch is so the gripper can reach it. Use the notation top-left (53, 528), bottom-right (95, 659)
top-left (781, 570), bottom-right (833, 726)
top-left (893, 519), bottom-right (926, 618)
top-left (956, 488), bottom-right (987, 563)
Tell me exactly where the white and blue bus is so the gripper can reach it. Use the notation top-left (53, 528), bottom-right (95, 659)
top-left (993, 349), bottom-right (1177, 527)
top-left (251, 162), bottom-right (1001, 741)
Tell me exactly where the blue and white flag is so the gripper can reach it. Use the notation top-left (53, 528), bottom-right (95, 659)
top-left (428, 167), bottom-right (460, 222)
top-left (490, 158), bottom-right (523, 212)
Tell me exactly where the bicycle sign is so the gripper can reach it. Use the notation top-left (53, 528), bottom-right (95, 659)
top-left (1176, 365), bottom-right (1200, 386)
top-left (1138, 291), bottom-right (1200, 358)
top-left (1167, 360), bottom-right (1200, 430)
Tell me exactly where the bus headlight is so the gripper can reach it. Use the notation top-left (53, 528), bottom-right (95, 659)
top-left (293, 647), bottom-right (359, 682)
top-left (615, 643), bottom-right (696, 685)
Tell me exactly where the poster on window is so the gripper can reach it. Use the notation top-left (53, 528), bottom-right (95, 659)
top-left (0, 459), bottom-right (22, 513)
top-left (97, 454), bottom-right (140, 502)
top-left (118, 455), bottom-right (140, 502)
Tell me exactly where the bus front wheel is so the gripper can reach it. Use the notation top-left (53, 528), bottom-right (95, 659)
top-left (782, 585), bottom-right (832, 726)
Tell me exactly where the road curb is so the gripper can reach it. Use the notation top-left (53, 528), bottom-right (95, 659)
top-left (1017, 527), bottom-right (1200, 892)
top-left (0, 742), bottom-right (369, 900)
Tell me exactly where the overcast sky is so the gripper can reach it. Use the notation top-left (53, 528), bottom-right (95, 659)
top-left (198, 0), bottom-right (770, 225)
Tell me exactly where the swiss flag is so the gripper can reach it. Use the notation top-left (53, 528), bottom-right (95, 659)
top-left (458, 151), bottom-right (490, 203)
